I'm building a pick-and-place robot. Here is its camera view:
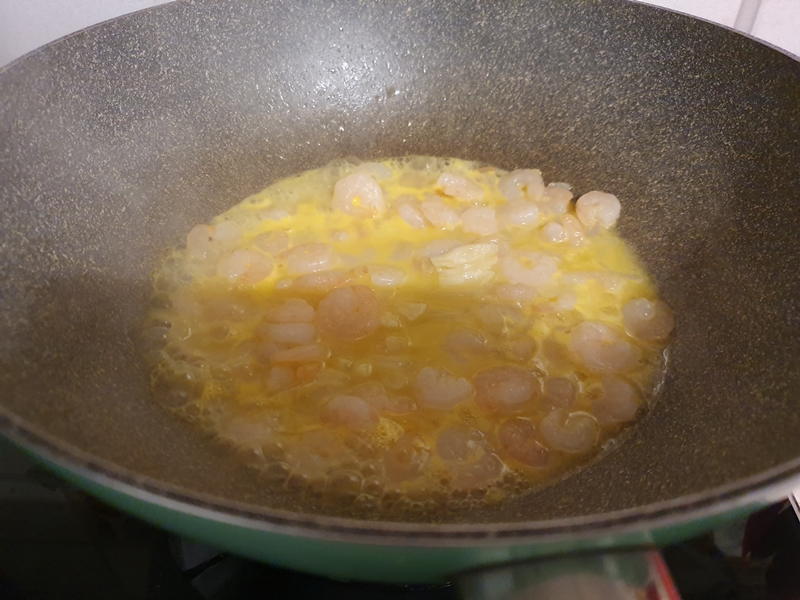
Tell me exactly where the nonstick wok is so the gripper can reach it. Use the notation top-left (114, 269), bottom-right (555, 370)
top-left (1, 0), bottom-right (799, 585)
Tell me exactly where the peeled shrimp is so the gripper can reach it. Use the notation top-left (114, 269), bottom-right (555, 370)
top-left (498, 169), bottom-right (545, 202)
top-left (217, 249), bottom-right (274, 284)
top-left (541, 185), bottom-right (573, 216)
top-left (332, 172), bottom-right (386, 217)
top-left (414, 366), bottom-right (473, 409)
top-left (461, 206), bottom-right (499, 235)
top-left (575, 191), bottom-right (621, 229)
top-left (437, 172), bottom-right (484, 201)
top-left (253, 230), bottom-right (290, 256)
top-left (316, 285), bottom-right (381, 341)
top-left (474, 366), bottom-right (540, 413)
top-left (500, 251), bottom-right (558, 287)
top-left (498, 418), bottom-right (549, 468)
top-left (259, 323), bottom-right (316, 345)
top-left (395, 196), bottom-right (427, 229)
top-left (540, 409), bottom-right (599, 453)
top-left (369, 265), bottom-right (406, 288)
top-left (497, 201), bottom-right (539, 230)
top-left (622, 298), bottom-right (675, 341)
top-left (264, 298), bottom-right (315, 323)
top-left (285, 243), bottom-right (336, 275)
top-left (571, 321), bottom-right (640, 373)
top-left (291, 270), bottom-right (350, 293)
top-left (269, 343), bottom-right (329, 364)
top-left (593, 376), bottom-right (640, 424)
top-left (540, 222), bottom-right (567, 244)
top-left (321, 395), bottom-right (379, 429)
top-left (561, 215), bottom-right (585, 246)
top-left (420, 198), bottom-right (461, 229)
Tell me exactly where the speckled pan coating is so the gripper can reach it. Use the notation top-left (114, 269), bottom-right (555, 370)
top-left (0, 0), bottom-right (799, 533)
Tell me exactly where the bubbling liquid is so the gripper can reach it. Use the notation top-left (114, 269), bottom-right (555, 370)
top-left (143, 157), bottom-right (672, 516)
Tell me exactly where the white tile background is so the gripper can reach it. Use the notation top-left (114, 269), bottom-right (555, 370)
top-left (0, 0), bottom-right (798, 68)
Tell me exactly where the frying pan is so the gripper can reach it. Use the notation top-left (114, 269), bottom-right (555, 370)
top-left (1, 0), bottom-right (799, 586)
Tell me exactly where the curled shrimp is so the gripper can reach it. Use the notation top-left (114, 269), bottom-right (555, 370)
top-left (575, 190), bottom-right (621, 229)
top-left (498, 169), bottom-right (545, 202)
top-left (540, 409), bottom-right (599, 453)
top-left (473, 366), bottom-right (540, 413)
top-left (414, 366), bottom-right (473, 409)
top-left (571, 321), bottom-right (640, 373)
top-left (437, 173), bottom-right (485, 201)
top-left (285, 243), bottom-right (336, 275)
top-left (498, 418), bottom-right (549, 468)
top-left (321, 395), bottom-right (379, 429)
top-left (593, 376), bottom-right (640, 424)
top-left (332, 172), bottom-right (386, 217)
top-left (622, 298), bottom-right (675, 341)
top-left (316, 285), bottom-right (381, 341)
top-left (461, 206), bottom-right (498, 235)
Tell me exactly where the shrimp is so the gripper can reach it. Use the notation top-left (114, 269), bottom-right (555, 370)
top-left (571, 321), bottom-right (640, 373)
top-left (540, 222), bottom-right (567, 244)
top-left (461, 206), bottom-right (499, 235)
top-left (291, 270), bottom-right (350, 293)
top-left (540, 409), bottom-right (599, 453)
top-left (258, 323), bottom-right (317, 345)
top-left (497, 201), bottom-right (539, 230)
top-left (473, 366), bottom-right (540, 413)
top-left (543, 377), bottom-right (577, 409)
top-left (414, 366), bottom-right (473, 409)
top-left (498, 169), bottom-right (545, 202)
top-left (420, 198), bottom-right (461, 229)
top-left (593, 376), bottom-right (640, 424)
top-left (264, 298), bottom-right (315, 323)
top-left (541, 185), bottom-right (573, 216)
top-left (332, 172), bottom-right (386, 217)
top-left (383, 433), bottom-right (430, 482)
top-left (575, 190), bottom-right (621, 229)
top-left (321, 395), bottom-right (379, 429)
top-left (561, 215), bottom-right (585, 246)
top-left (316, 285), bottom-right (381, 340)
top-left (369, 265), bottom-right (406, 288)
top-left (395, 196), bottom-right (427, 229)
top-left (437, 172), bottom-right (485, 201)
top-left (216, 249), bottom-right (273, 284)
top-left (252, 230), bottom-right (290, 256)
top-left (498, 418), bottom-right (549, 468)
top-left (500, 251), bottom-right (558, 287)
top-left (285, 243), bottom-right (336, 275)
top-left (269, 343), bottom-right (330, 364)
top-left (622, 298), bottom-right (675, 341)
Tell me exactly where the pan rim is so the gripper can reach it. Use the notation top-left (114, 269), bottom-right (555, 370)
top-left (2, 408), bottom-right (798, 547)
